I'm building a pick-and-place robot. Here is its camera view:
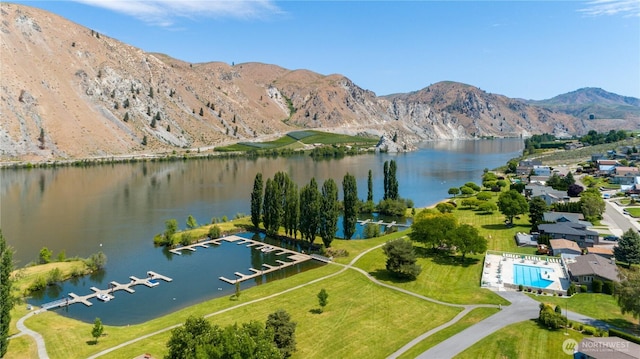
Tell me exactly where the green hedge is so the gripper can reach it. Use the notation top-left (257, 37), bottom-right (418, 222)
top-left (609, 329), bottom-right (640, 345)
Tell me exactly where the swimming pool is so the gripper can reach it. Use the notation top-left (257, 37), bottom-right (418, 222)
top-left (513, 264), bottom-right (554, 288)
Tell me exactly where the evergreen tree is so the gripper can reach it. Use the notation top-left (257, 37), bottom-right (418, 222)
top-left (388, 160), bottom-right (399, 200)
top-left (317, 289), bottom-right (329, 313)
top-left (199, 108), bottom-right (204, 116)
top-left (382, 237), bottom-right (422, 279)
top-left (149, 87), bottom-right (154, 98)
top-left (367, 170), bottom-right (374, 202)
top-left (614, 228), bottom-right (640, 267)
top-left (383, 161), bottom-right (389, 200)
top-left (150, 117), bottom-right (157, 128)
top-left (319, 179), bottom-right (339, 248)
top-left (142, 135), bottom-right (148, 146)
top-left (123, 112), bottom-right (129, 122)
top-left (342, 173), bottom-right (358, 239)
top-left (0, 230), bottom-right (14, 357)
top-left (299, 178), bottom-right (320, 243)
top-left (266, 310), bottom-right (297, 358)
top-left (285, 179), bottom-right (299, 238)
top-left (250, 173), bottom-right (263, 229)
top-left (529, 197), bottom-right (548, 231)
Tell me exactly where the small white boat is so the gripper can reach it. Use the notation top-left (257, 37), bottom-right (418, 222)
top-left (96, 293), bottom-right (111, 302)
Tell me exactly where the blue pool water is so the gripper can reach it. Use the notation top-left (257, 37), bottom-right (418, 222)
top-left (513, 264), bottom-right (554, 288)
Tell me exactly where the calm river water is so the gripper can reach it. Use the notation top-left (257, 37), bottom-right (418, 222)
top-left (1, 139), bottom-right (523, 324)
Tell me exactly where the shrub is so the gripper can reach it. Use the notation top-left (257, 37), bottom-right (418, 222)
top-left (567, 283), bottom-right (576, 296)
top-left (592, 279), bottom-right (603, 293)
top-left (27, 276), bottom-right (47, 293)
top-left (324, 247), bottom-right (348, 258)
top-left (46, 268), bottom-right (62, 285)
top-left (602, 281), bottom-right (614, 295)
top-left (609, 328), bottom-right (640, 345)
top-left (518, 284), bottom-right (524, 291)
top-left (538, 304), bottom-right (565, 330)
top-left (180, 232), bottom-right (192, 246)
top-left (582, 325), bottom-right (596, 335)
top-left (580, 285), bottom-right (588, 293)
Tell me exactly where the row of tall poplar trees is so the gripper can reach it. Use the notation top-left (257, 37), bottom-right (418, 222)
top-left (250, 172), bottom-right (359, 246)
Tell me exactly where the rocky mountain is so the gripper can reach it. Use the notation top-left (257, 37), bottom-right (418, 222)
top-left (1, 3), bottom-right (637, 162)
top-left (527, 87), bottom-right (640, 121)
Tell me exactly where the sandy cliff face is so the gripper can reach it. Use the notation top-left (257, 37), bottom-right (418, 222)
top-left (1, 4), bottom-right (634, 162)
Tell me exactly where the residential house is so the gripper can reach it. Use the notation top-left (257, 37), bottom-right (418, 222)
top-left (516, 160), bottom-right (542, 176)
top-left (611, 166), bottom-right (640, 185)
top-left (543, 212), bottom-right (591, 227)
top-left (587, 246), bottom-right (614, 260)
top-left (567, 254), bottom-right (619, 286)
top-left (596, 159), bottom-right (618, 176)
top-left (549, 239), bottom-right (582, 257)
top-left (590, 153), bottom-right (604, 163)
top-left (533, 165), bottom-right (552, 176)
top-left (537, 222), bottom-right (599, 247)
top-left (573, 337), bottom-right (640, 359)
top-left (525, 183), bottom-right (569, 206)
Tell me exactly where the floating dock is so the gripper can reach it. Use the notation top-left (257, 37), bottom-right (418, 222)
top-left (357, 219), bottom-right (409, 229)
top-left (169, 235), bottom-right (315, 285)
top-left (40, 271), bottom-right (172, 310)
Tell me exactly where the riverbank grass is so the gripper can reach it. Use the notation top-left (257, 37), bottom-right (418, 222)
top-left (10, 261), bottom-right (89, 296)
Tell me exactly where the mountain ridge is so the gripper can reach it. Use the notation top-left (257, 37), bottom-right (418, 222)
top-left (1, 3), bottom-right (638, 162)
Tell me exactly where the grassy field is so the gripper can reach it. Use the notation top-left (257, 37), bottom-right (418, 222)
top-left (215, 130), bottom-right (378, 152)
top-left (10, 261), bottom-right (89, 295)
top-left (397, 307), bottom-right (500, 359)
top-left (354, 244), bottom-right (508, 305)
top-left (18, 266), bottom-right (461, 359)
top-left (529, 293), bottom-right (639, 332)
top-left (454, 319), bottom-right (586, 359)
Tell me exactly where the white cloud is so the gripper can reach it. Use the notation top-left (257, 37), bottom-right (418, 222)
top-left (579, 0), bottom-right (640, 17)
top-left (72, 0), bottom-right (282, 26)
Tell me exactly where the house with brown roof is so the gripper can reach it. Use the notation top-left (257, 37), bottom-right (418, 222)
top-left (587, 246), bottom-right (614, 260)
top-left (550, 239), bottom-right (582, 257)
top-left (567, 254), bottom-right (620, 287)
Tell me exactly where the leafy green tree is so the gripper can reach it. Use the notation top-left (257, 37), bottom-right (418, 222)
top-left (464, 182), bottom-right (482, 192)
top-left (266, 309), bottom-right (297, 358)
top-left (377, 198), bottom-right (407, 216)
top-left (382, 238), bottom-right (422, 279)
top-left (317, 289), bottom-right (329, 313)
top-left (298, 178), bottom-right (320, 243)
top-left (448, 187), bottom-right (460, 197)
top-left (538, 304), bottom-right (565, 330)
top-left (409, 212), bottom-right (457, 250)
top-left (461, 198), bottom-right (480, 208)
top-left (251, 173), bottom-right (263, 229)
top-left (614, 229), bottom-right (640, 267)
top-left (208, 225), bottom-right (222, 239)
top-left (579, 188), bottom-right (606, 222)
top-left (92, 317), bottom-right (104, 343)
top-left (528, 197), bottom-right (548, 231)
top-left (478, 201), bottom-right (497, 213)
top-left (363, 223), bottom-right (381, 238)
top-left (476, 191), bottom-right (492, 201)
top-left (284, 179), bottom-right (299, 238)
top-left (459, 186), bottom-right (475, 196)
top-left (615, 269), bottom-right (640, 322)
top-left (39, 246), bottom-right (53, 264)
top-left (164, 219), bottom-right (178, 245)
top-left (342, 173), bottom-right (358, 239)
top-left (86, 251), bottom-right (107, 271)
top-left (482, 172), bottom-right (498, 189)
top-left (436, 202), bottom-right (455, 213)
top-left (506, 159), bottom-right (518, 173)
top-left (452, 224), bottom-right (487, 261)
top-left (497, 190), bottom-right (529, 225)
top-left (319, 179), bottom-right (339, 248)
top-left (186, 215), bottom-right (197, 229)
top-left (0, 230), bottom-right (14, 357)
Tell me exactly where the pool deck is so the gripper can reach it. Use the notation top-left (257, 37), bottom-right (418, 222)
top-left (482, 252), bottom-right (571, 292)
top-left (41, 271), bottom-right (172, 310)
top-left (169, 234), bottom-right (313, 285)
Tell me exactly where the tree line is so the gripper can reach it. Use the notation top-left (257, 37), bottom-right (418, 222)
top-left (251, 160), bottom-right (407, 246)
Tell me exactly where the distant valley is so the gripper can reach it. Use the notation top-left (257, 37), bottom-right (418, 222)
top-left (1, 3), bottom-right (638, 162)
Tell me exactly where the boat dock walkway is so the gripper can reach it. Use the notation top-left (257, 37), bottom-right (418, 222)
top-left (40, 271), bottom-right (172, 310)
top-left (169, 235), bottom-right (314, 285)
top-left (357, 219), bottom-right (410, 229)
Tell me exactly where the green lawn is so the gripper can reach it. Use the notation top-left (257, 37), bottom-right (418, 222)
top-left (397, 307), bottom-right (500, 359)
top-left (529, 293), bottom-right (639, 333)
top-left (625, 207), bottom-right (640, 218)
top-left (455, 319), bottom-right (586, 359)
top-left (215, 130), bottom-right (377, 152)
top-left (353, 244), bottom-right (507, 305)
top-left (14, 264), bottom-right (462, 359)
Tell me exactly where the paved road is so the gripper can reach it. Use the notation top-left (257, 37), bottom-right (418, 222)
top-left (414, 291), bottom-right (540, 358)
top-left (603, 199), bottom-right (640, 236)
top-left (12, 309), bottom-right (50, 359)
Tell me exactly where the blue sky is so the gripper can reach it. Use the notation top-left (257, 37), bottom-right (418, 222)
top-left (12, 1), bottom-right (640, 100)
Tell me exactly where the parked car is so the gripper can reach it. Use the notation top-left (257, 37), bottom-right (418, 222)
top-left (603, 235), bottom-right (619, 241)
